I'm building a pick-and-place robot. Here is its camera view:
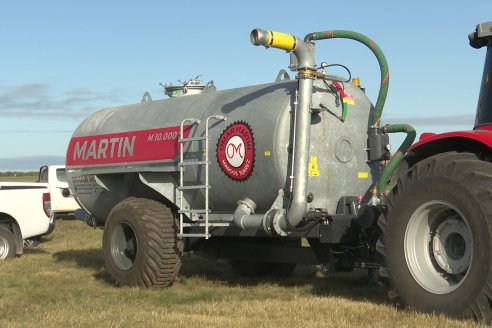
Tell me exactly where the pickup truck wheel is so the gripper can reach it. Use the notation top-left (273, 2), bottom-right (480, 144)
top-left (378, 153), bottom-right (492, 322)
top-left (103, 197), bottom-right (182, 287)
top-left (0, 226), bottom-right (16, 260)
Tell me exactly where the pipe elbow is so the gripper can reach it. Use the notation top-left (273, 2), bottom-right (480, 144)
top-left (250, 28), bottom-right (297, 52)
top-left (282, 200), bottom-right (307, 231)
top-left (233, 198), bottom-right (257, 230)
top-left (250, 28), bottom-right (315, 68)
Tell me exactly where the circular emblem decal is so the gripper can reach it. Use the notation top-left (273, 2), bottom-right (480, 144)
top-left (217, 122), bottom-right (255, 181)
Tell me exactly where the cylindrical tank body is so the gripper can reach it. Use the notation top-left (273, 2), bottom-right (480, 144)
top-left (66, 78), bottom-right (379, 222)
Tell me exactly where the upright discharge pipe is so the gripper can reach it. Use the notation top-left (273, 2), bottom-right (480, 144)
top-left (249, 28), bottom-right (417, 234)
top-left (250, 29), bottom-right (315, 233)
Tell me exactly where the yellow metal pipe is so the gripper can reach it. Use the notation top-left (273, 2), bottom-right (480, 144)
top-left (250, 29), bottom-right (297, 52)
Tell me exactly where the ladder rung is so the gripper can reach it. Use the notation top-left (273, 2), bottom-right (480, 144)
top-left (178, 209), bottom-right (210, 214)
top-left (180, 137), bottom-right (207, 142)
top-left (182, 222), bottom-right (206, 227)
top-left (178, 185), bottom-right (210, 190)
top-left (179, 161), bottom-right (209, 166)
top-left (182, 222), bottom-right (209, 227)
top-left (181, 222), bottom-right (230, 228)
top-left (178, 233), bottom-right (211, 238)
top-left (207, 223), bottom-right (231, 227)
top-left (178, 114), bottom-right (225, 240)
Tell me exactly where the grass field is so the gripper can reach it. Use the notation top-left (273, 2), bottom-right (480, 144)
top-left (0, 219), bottom-right (486, 328)
top-left (0, 172), bottom-right (37, 182)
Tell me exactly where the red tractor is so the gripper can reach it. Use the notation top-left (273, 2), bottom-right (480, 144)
top-left (379, 21), bottom-right (492, 321)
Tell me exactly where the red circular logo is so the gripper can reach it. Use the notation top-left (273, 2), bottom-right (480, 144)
top-left (217, 122), bottom-right (254, 181)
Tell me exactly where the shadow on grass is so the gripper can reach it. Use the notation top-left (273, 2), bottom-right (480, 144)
top-left (179, 255), bottom-right (389, 305)
top-left (50, 248), bottom-right (388, 305)
top-left (52, 248), bottom-right (113, 284)
top-left (23, 248), bottom-right (49, 255)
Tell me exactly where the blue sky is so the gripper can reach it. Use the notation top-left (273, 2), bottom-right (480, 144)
top-left (0, 1), bottom-right (490, 164)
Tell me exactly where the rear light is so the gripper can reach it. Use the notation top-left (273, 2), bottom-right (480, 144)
top-left (42, 192), bottom-right (51, 218)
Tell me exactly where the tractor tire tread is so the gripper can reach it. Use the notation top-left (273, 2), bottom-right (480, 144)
top-left (378, 152), bottom-right (492, 322)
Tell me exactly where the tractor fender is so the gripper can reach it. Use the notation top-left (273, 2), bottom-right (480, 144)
top-left (390, 128), bottom-right (492, 184)
top-left (409, 128), bottom-right (492, 153)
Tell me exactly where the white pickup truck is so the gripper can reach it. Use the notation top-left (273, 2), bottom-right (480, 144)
top-left (0, 165), bottom-right (80, 259)
top-left (0, 182), bottom-right (53, 259)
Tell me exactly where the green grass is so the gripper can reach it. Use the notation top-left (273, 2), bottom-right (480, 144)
top-left (0, 220), bottom-right (486, 327)
top-left (0, 172), bottom-right (37, 182)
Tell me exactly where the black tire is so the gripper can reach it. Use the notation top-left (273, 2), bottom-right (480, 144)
top-left (0, 225), bottom-right (16, 260)
top-left (103, 197), bottom-right (182, 287)
top-left (229, 260), bottom-right (296, 277)
top-left (378, 152), bottom-right (492, 322)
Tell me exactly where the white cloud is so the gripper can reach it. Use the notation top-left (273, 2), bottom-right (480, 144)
top-left (383, 114), bottom-right (475, 126)
top-left (0, 129), bottom-right (73, 134)
top-left (0, 83), bottom-right (130, 120)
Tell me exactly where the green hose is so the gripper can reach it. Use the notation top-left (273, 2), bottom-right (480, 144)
top-left (305, 30), bottom-right (389, 127)
top-left (377, 124), bottom-right (416, 194)
top-left (340, 101), bottom-right (348, 122)
top-left (305, 30), bottom-right (415, 196)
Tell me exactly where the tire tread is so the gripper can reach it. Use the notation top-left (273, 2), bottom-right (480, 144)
top-left (378, 152), bottom-right (492, 322)
top-left (103, 197), bottom-right (182, 288)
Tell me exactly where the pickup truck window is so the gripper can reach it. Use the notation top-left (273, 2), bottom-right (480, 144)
top-left (38, 167), bottom-right (48, 183)
top-left (56, 169), bottom-right (68, 183)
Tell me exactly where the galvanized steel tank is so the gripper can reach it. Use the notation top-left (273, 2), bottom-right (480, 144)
top-left (66, 77), bottom-right (378, 223)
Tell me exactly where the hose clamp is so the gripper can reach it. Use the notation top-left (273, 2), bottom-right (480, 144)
top-left (296, 67), bottom-right (325, 80)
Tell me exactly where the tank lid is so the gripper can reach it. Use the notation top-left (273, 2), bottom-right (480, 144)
top-left (161, 76), bottom-right (215, 98)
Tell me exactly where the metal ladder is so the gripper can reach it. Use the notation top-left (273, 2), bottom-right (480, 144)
top-left (178, 115), bottom-right (226, 239)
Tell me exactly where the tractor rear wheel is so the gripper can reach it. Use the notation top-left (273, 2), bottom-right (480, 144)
top-left (378, 152), bottom-right (492, 322)
top-left (103, 197), bottom-right (182, 287)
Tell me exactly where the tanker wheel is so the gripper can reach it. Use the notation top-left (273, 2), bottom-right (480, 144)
top-left (103, 197), bottom-right (182, 287)
top-left (0, 225), bottom-right (16, 260)
top-left (378, 152), bottom-right (492, 322)
top-left (229, 260), bottom-right (296, 277)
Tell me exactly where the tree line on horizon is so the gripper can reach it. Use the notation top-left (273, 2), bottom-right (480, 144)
top-left (0, 171), bottom-right (37, 177)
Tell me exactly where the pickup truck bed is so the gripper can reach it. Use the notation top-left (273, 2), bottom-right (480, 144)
top-left (0, 182), bottom-right (54, 259)
top-left (38, 165), bottom-right (79, 218)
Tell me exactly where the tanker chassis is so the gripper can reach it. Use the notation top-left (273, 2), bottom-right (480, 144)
top-left (67, 23), bottom-right (492, 322)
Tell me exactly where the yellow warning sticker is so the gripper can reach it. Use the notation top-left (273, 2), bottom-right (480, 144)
top-left (358, 171), bottom-right (369, 179)
top-left (343, 93), bottom-right (355, 105)
top-left (308, 156), bottom-right (320, 176)
top-left (264, 150), bottom-right (271, 156)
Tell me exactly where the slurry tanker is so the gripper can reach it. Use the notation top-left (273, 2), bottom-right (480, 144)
top-left (67, 22), bottom-right (492, 322)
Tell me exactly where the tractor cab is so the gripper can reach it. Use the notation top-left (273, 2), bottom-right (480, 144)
top-left (471, 21), bottom-right (492, 128)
